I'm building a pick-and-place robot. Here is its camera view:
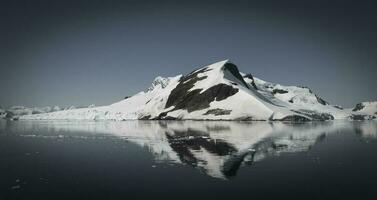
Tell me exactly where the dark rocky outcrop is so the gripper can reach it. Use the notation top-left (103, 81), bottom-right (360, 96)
top-left (352, 103), bottom-right (365, 111)
top-left (165, 66), bottom-right (239, 114)
top-left (293, 109), bottom-right (334, 121)
top-left (243, 74), bottom-right (258, 90)
top-left (298, 86), bottom-right (329, 105)
top-left (333, 105), bottom-right (343, 110)
top-left (204, 109), bottom-right (232, 116)
top-left (272, 89), bottom-right (288, 95)
top-left (276, 115), bottom-right (311, 122)
top-left (349, 114), bottom-right (376, 120)
top-left (315, 94), bottom-right (328, 105)
top-left (223, 63), bottom-right (250, 89)
top-left (166, 83), bottom-right (239, 113)
top-left (139, 115), bottom-right (151, 120)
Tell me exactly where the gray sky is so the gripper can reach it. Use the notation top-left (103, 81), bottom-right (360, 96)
top-left (1, 0), bottom-right (376, 108)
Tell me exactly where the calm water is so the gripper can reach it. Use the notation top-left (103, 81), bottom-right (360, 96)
top-left (1, 120), bottom-right (377, 200)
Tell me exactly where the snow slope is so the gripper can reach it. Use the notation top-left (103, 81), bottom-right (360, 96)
top-left (19, 60), bottom-right (376, 121)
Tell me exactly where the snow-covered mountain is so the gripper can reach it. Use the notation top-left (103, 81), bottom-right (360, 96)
top-left (18, 60), bottom-right (377, 121)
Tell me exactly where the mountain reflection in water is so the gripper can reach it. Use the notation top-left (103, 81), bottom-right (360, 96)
top-left (1, 120), bottom-right (376, 180)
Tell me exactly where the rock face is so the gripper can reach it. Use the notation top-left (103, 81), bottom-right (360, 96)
top-left (164, 67), bottom-right (239, 113)
top-left (165, 83), bottom-right (239, 113)
top-left (350, 102), bottom-right (377, 116)
top-left (18, 59), bottom-right (377, 121)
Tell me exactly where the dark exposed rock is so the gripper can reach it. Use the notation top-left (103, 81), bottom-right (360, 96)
top-left (223, 63), bottom-right (250, 89)
top-left (315, 94), bottom-right (328, 105)
top-left (234, 116), bottom-right (257, 121)
top-left (139, 115), bottom-right (151, 120)
top-left (165, 67), bottom-right (211, 110)
top-left (293, 109), bottom-right (334, 121)
top-left (31, 110), bottom-right (42, 114)
top-left (153, 112), bottom-right (168, 120)
top-left (5, 111), bottom-right (14, 119)
top-left (243, 73), bottom-right (258, 90)
top-left (352, 103), bottom-right (365, 111)
top-left (288, 99), bottom-right (294, 103)
top-left (272, 89), bottom-right (288, 95)
top-left (349, 114), bottom-right (376, 120)
top-left (204, 109), bottom-right (232, 116)
top-left (162, 116), bottom-right (178, 120)
top-left (298, 86), bottom-right (329, 105)
top-left (124, 96), bottom-right (131, 99)
top-left (276, 115), bottom-right (311, 122)
top-left (162, 63), bottom-right (241, 118)
top-left (333, 105), bottom-right (343, 110)
top-left (166, 82), bottom-right (239, 113)
top-left (350, 114), bottom-right (366, 120)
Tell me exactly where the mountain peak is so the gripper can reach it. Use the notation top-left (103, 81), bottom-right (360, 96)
top-left (18, 60), bottom-right (377, 121)
top-left (147, 76), bottom-right (170, 91)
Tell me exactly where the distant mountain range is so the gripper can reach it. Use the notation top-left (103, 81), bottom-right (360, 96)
top-left (2, 60), bottom-right (376, 121)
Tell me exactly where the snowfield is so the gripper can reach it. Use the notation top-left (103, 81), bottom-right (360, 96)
top-left (15, 60), bottom-right (377, 121)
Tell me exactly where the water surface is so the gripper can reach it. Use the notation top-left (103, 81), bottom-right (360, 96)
top-left (1, 120), bottom-right (377, 199)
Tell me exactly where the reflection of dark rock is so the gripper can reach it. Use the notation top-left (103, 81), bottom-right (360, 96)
top-left (205, 125), bottom-right (231, 132)
top-left (315, 133), bottom-right (326, 143)
top-left (166, 133), bottom-right (236, 157)
top-left (222, 150), bottom-right (255, 178)
top-left (165, 130), bottom-right (237, 176)
top-left (204, 109), bottom-right (232, 116)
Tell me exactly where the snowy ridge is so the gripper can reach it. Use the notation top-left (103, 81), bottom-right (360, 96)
top-left (18, 60), bottom-right (377, 121)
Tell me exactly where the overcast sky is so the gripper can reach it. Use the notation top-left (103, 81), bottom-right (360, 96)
top-left (1, 0), bottom-right (376, 108)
